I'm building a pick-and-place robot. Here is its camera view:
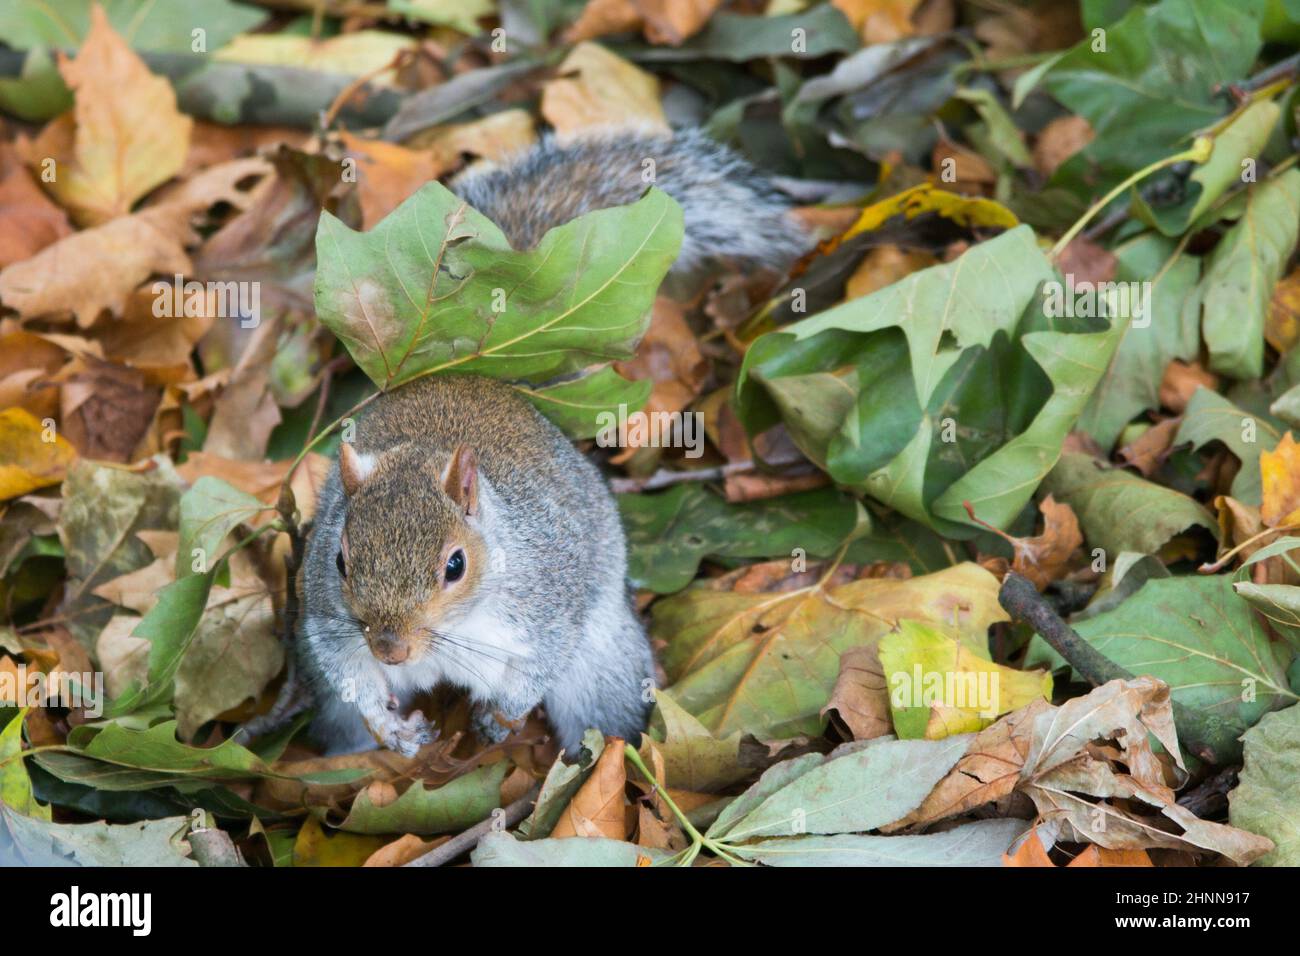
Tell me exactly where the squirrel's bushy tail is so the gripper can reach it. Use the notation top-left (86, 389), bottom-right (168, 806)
top-left (452, 127), bottom-right (810, 276)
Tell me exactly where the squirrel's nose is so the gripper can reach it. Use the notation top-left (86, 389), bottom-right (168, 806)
top-left (370, 631), bottom-right (410, 665)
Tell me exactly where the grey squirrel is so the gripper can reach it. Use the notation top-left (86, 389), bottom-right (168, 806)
top-left (297, 128), bottom-right (809, 756)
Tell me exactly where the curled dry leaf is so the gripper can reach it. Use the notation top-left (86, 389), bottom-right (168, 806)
top-left (550, 737), bottom-right (631, 840)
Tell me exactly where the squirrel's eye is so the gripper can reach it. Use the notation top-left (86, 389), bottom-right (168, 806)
top-left (336, 549), bottom-right (347, 579)
top-left (445, 549), bottom-right (466, 583)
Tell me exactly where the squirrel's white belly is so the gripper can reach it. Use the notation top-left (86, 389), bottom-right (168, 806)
top-left (379, 600), bottom-right (530, 704)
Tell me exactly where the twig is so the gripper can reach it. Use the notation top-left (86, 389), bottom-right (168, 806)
top-left (998, 572), bottom-right (1233, 765)
top-left (608, 454), bottom-right (809, 493)
top-left (404, 784), bottom-right (541, 867)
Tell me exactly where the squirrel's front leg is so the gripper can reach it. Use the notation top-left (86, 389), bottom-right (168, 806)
top-left (470, 696), bottom-right (533, 745)
top-left (350, 666), bottom-right (438, 757)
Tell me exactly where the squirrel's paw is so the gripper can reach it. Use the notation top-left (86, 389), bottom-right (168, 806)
top-left (368, 708), bottom-right (438, 757)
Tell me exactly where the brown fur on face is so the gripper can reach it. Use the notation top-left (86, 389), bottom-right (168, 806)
top-left (337, 443), bottom-right (487, 665)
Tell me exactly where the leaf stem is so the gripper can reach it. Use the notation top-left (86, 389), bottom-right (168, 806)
top-left (622, 743), bottom-right (750, 867)
top-left (1049, 137), bottom-right (1213, 260)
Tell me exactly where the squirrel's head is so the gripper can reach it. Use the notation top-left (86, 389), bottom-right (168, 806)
top-left (333, 441), bottom-right (488, 666)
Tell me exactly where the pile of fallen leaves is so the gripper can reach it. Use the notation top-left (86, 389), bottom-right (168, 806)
top-left (0, 0), bottom-right (1298, 867)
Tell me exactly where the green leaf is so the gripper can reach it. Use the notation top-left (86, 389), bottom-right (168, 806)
top-left (314, 182), bottom-right (682, 435)
top-left (644, 689), bottom-right (746, 792)
top-left (176, 476), bottom-right (270, 578)
top-left (1175, 387), bottom-right (1283, 505)
top-left (1201, 170), bottom-right (1300, 380)
top-left (729, 817), bottom-right (1029, 866)
top-left (1043, 452), bottom-right (1217, 555)
top-left (1029, 576), bottom-right (1298, 759)
top-left (1229, 702), bottom-right (1300, 865)
top-left (106, 573), bottom-right (214, 717)
top-left (516, 729), bottom-right (604, 840)
top-left (388, 0), bottom-right (495, 33)
top-left (0, 810), bottom-right (197, 866)
top-left (633, 7), bottom-right (860, 63)
top-left (0, 0), bottom-right (267, 51)
top-left (1075, 234), bottom-right (1200, 449)
top-left (514, 368), bottom-right (650, 441)
top-left (620, 485), bottom-right (950, 593)
top-left (0, 710), bottom-right (48, 821)
top-left (738, 225), bottom-right (1124, 536)
top-left (714, 735), bottom-right (971, 843)
top-left (1134, 100), bottom-right (1281, 236)
top-left (338, 763), bottom-right (509, 835)
top-left (0, 46), bottom-right (72, 122)
top-left (1042, 0), bottom-right (1263, 194)
top-left (472, 831), bottom-right (668, 865)
top-left (878, 620), bottom-right (1052, 740)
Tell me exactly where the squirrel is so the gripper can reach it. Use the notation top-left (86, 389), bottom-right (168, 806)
top-left (297, 128), bottom-right (810, 757)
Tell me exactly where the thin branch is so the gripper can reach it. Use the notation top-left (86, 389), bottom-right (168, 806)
top-left (404, 784), bottom-right (541, 867)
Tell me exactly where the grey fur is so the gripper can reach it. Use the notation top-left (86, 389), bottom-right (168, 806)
top-left (452, 127), bottom-right (812, 275)
top-left (298, 376), bottom-right (654, 756)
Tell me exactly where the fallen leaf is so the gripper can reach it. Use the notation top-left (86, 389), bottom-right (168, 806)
top-left (551, 737), bottom-right (630, 840)
top-left (0, 407), bottom-right (77, 500)
top-left (541, 43), bottom-right (669, 138)
top-left (29, 6), bottom-right (191, 225)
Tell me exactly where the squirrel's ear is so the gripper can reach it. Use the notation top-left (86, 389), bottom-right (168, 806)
top-left (441, 443), bottom-right (478, 516)
top-left (339, 443), bottom-right (376, 497)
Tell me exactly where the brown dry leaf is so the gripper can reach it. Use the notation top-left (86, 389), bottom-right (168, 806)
top-left (1001, 827), bottom-right (1055, 866)
top-left (550, 737), bottom-right (630, 839)
top-left (0, 330), bottom-right (70, 421)
top-left (338, 133), bottom-right (440, 230)
top-left (611, 297), bottom-right (708, 461)
top-left (1055, 237), bottom-right (1117, 285)
top-left (1159, 360), bottom-right (1218, 413)
top-left (29, 5), bottom-right (191, 226)
top-left (1013, 495), bottom-right (1082, 589)
top-left (424, 109), bottom-right (537, 166)
top-left (541, 43), bottom-right (669, 138)
top-left (364, 833), bottom-right (446, 866)
top-left (0, 157), bottom-right (270, 326)
top-left (832, 0), bottom-right (922, 43)
top-left (0, 157), bottom-right (72, 268)
top-left (887, 697), bottom-right (1049, 830)
top-left (202, 317), bottom-right (282, 461)
top-left (0, 407), bottom-right (78, 500)
top-left (967, 495), bottom-right (1081, 590)
top-left (56, 358), bottom-right (161, 462)
top-left (1033, 115), bottom-right (1094, 178)
top-left (1069, 844), bottom-right (1154, 867)
top-left (821, 646), bottom-right (891, 740)
top-left (844, 245), bottom-right (938, 300)
top-left (1016, 679), bottom-right (1270, 865)
top-left (177, 451), bottom-right (332, 524)
top-left (1117, 417), bottom-right (1182, 477)
top-left (97, 288), bottom-right (214, 382)
top-left (565, 0), bottom-right (642, 42)
top-left (566, 0), bottom-right (720, 46)
top-left (931, 140), bottom-right (995, 191)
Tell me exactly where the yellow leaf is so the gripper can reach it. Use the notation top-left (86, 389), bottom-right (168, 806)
top-left (33, 5), bottom-right (192, 226)
top-left (214, 31), bottom-right (416, 83)
top-left (1260, 431), bottom-right (1300, 528)
top-left (832, 0), bottom-right (921, 44)
top-left (1268, 267), bottom-right (1300, 354)
top-left (292, 817), bottom-right (389, 867)
top-left (879, 619), bottom-right (1052, 740)
top-left (0, 407), bottom-right (77, 500)
top-left (842, 183), bottom-right (1019, 242)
